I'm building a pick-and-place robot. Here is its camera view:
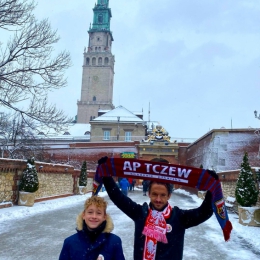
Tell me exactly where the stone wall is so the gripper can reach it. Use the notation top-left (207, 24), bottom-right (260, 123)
top-left (0, 171), bottom-right (16, 207)
top-left (0, 158), bottom-right (92, 209)
top-left (35, 172), bottom-right (73, 200)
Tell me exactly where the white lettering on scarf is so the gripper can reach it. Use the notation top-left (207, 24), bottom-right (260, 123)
top-left (123, 161), bottom-right (192, 179)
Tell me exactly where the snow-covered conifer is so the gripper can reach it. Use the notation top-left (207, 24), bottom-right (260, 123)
top-left (79, 161), bottom-right (87, 186)
top-left (19, 157), bottom-right (39, 193)
top-left (235, 152), bottom-right (259, 207)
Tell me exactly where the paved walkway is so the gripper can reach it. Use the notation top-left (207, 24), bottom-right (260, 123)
top-left (0, 189), bottom-right (259, 260)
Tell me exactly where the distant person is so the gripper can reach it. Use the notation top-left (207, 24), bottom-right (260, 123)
top-left (59, 196), bottom-right (125, 260)
top-left (142, 180), bottom-right (149, 196)
top-left (119, 178), bottom-right (130, 196)
top-left (131, 179), bottom-right (136, 191)
top-left (128, 178), bottom-right (133, 191)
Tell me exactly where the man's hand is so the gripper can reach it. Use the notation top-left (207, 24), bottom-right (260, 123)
top-left (205, 190), bottom-right (212, 201)
top-left (207, 169), bottom-right (219, 180)
top-left (98, 156), bottom-right (108, 165)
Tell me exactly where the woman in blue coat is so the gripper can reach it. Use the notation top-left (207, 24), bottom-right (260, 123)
top-left (59, 196), bottom-right (125, 260)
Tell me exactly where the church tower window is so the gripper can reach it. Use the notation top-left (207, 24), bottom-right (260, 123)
top-left (92, 57), bottom-right (96, 65)
top-left (86, 58), bottom-right (90, 65)
top-left (105, 57), bottom-right (109, 65)
top-left (93, 96), bottom-right (96, 101)
top-left (98, 14), bottom-right (103, 24)
top-left (98, 57), bottom-right (102, 65)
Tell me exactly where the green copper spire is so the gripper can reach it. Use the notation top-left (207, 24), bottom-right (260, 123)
top-left (89, 0), bottom-right (113, 39)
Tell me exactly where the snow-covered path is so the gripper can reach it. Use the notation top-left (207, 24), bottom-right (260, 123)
top-left (0, 188), bottom-right (259, 260)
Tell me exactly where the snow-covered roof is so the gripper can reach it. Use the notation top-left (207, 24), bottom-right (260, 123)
top-left (36, 123), bottom-right (91, 138)
top-left (92, 105), bottom-right (144, 122)
top-left (64, 123), bottom-right (90, 136)
top-left (98, 109), bottom-right (110, 113)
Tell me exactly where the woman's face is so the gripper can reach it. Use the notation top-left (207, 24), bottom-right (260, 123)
top-left (82, 204), bottom-right (106, 229)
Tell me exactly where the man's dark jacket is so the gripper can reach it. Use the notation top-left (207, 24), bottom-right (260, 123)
top-left (103, 177), bottom-right (213, 260)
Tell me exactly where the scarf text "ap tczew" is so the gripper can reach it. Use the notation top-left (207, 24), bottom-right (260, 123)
top-left (123, 161), bottom-right (192, 184)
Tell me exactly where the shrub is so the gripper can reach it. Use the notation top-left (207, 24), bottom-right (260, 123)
top-left (19, 158), bottom-right (39, 193)
top-left (79, 161), bottom-right (87, 186)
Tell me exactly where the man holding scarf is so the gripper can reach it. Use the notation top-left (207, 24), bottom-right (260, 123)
top-left (98, 157), bottom-right (215, 260)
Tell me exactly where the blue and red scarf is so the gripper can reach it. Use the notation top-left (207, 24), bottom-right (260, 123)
top-left (93, 157), bottom-right (233, 241)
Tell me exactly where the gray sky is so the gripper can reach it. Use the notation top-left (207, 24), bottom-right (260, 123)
top-left (33, 0), bottom-right (260, 139)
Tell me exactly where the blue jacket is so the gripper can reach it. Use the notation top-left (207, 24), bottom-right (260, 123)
top-left (103, 177), bottom-right (213, 260)
top-left (119, 178), bottom-right (129, 191)
top-left (59, 214), bottom-right (125, 260)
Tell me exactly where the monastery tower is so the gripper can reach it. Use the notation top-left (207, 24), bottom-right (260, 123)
top-left (77, 0), bottom-right (114, 123)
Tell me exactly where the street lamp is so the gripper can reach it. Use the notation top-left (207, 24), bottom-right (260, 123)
top-left (254, 110), bottom-right (260, 120)
top-left (117, 116), bottom-right (120, 141)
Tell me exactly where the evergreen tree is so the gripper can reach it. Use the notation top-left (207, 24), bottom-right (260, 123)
top-left (235, 152), bottom-right (259, 207)
top-left (79, 161), bottom-right (87, 186)
top-left (19, 157), bottom-right (39, 192)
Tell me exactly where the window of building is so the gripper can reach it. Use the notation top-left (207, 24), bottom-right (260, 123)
top-left (98, 57), bottom-right (102, 65)
top-left (93, 96), bottom-right (96, 101)
top-left (90, 116), bottom-right (93, 121)
top-left (218, 158), bottom-right (226, 166)
top-left (92, 57), bottom-right (96, 65)
top-left (103, 130), bottom-right (110, 140)
top-left (98, 14), bottom-right (103, 24)
top-left (125, 131), bottom-right (132, 141)
top-left (86, 57), bottom-right (90, 65)
top-left (221, 144), bottom-right (227, 151)
top-left (105, 57), bottom-right (109, 65)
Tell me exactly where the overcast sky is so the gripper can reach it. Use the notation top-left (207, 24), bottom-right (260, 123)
top-left (33, 0), bottom-right (260, 139)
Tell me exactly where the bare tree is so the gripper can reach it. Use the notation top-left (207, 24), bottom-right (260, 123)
top-left (0, 112), bottom-right (45, 159)
top-left (0, 0), bottom-right (73, 132)
top-left (0, 0), bottom-right (35, 29)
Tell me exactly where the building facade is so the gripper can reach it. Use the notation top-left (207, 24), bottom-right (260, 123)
top-left (185, 129), bottom-right (259, 172)
top-left (90, 106), bottom-right (146, 142)
top-left (77, 0), bottom-right (115, 123)
top-left (138, 125), bottom-right (180, 164)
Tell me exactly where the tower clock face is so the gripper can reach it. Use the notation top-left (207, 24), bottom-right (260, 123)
top-left (93, 75), bottom-right (99, 82)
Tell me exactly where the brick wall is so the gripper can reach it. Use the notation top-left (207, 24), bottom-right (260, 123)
top-left (0, 159), bottom-right (92, 209)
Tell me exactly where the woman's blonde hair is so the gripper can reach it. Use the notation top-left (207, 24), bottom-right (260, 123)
top-left (84, 196), bottom-right (108, 214)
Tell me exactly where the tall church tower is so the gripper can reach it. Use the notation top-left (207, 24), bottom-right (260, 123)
top-left (77, 0), bottom-right (115, 123)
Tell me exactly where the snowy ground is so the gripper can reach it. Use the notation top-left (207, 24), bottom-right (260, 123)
top-left (0, 188), bottom-right (259, 260)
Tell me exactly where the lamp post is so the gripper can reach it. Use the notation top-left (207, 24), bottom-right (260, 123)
top-left (117, 116), bottom-right (120, 141)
